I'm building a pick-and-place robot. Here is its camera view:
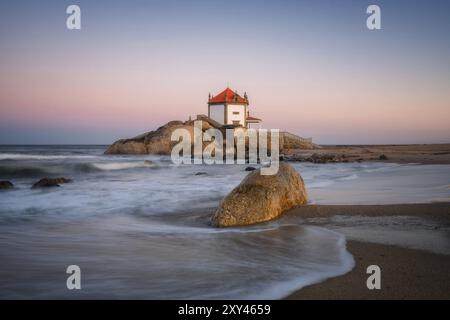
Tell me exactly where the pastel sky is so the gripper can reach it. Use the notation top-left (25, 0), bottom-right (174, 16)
top-left (1, 0), bottom-right (449, 144)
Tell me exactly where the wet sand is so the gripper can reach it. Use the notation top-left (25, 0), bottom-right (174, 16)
top-left (287, 202), bottom-right (450, 221)
top-left (286, 240), bottom-right (450, 299)
top-left (285, 202), bottom-right (450, 299)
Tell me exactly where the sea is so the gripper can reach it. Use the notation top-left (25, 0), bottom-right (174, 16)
top-left (1, 145), bottom-right (450, 299)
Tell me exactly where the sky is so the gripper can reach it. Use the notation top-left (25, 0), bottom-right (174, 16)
top-left (0, 0), bottom-right (449, 144)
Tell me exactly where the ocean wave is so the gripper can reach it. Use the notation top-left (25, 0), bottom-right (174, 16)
top-left (0, 161), bottom-right (159, 178)
top-left (0, 218), bottom-right (354, 299)
top-left (0, 153), bottom-right (96, 161)
top-left (89, 161), bottom-right (158, 171)
top-left (337, 173), bottom-right (359, 181)
top-left (0, 166), bottom-right (54, 178)
top-left (308, 180), bottom-right (334, 188)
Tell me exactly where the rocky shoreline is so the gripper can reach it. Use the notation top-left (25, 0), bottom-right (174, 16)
top-left (283, 144), bottom-right (450, 164)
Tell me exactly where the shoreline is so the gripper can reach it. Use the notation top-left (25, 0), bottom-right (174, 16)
top-left (2, 143), bottom-right (450, 165)
top-left (284, 143), bottom-right (450, 165)
top-left (285, 240), bottom-right (450, 299)
top-left (284, 202), bottom-right (450, 299)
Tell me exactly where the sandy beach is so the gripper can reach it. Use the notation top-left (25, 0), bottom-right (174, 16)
top-left (285, 202), bottom-right (450, 299)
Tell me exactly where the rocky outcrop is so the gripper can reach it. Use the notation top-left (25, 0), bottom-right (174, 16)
top-left (104, 140), bottom-right (148, 154)
top-left (105, 118), bottom-right (320, 155)
top-left (284, 153), bottom-right (349, 163)
top-left (280, 133), bottom-right (320, 150)
top-left (306, 153), bottom-right (343, 163)
top-left (105, 120), bottom-right (197, 155)
top-left (0, 181), bottom-right (14, 189)
top-left (211, 162), bottom-right (307, 227)
top-left (32, 177), bottom-right (71, 188)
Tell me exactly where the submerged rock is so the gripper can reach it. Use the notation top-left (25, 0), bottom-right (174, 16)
top-left (195, 172), bottom-right (207, 176)
top-left (0, 181), bottom-right (14, 189)
top-left (32, 177), bottom-right (71, 188)
top-left (211, 162), bottom-right (307, 227)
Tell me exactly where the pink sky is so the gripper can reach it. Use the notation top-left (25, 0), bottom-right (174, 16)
top-left (1, 0), bottom-right (449, 144)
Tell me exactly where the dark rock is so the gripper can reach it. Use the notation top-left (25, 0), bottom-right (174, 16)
top-left (245, 166), bottom-right (256, 171)
top-left (0, 181), bottom-right (14, 190)
top-left (32, 177), bottom-right (71, 188)
top-left (379, 154), bottom-right (388, 160)
top-left (195, 172), bottom-right (207, 176)
top-left (307, 153), bottom-right (337, 163)
top-left (284, 154), bottom-right (304, 162)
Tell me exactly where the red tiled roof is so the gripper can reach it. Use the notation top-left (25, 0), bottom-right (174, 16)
top-left (246, 116), bottom-right (261, 121)
top-left (209, 88), bottom-right (248, 104)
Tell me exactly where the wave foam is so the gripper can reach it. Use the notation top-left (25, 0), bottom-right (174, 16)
top-left (90, 161), bottom-right (157, 171)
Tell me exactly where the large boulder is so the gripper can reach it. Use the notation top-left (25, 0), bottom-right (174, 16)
top-left (211, 162), bottom-right (307, 227)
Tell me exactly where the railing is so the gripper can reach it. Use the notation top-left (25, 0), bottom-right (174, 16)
top-left (280, 131), bottom-right (313, 144)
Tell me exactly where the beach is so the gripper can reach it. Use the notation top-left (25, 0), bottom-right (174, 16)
top-left (2, 0), bottom-right (450, 306)
top-left (0, 145), bottom-right (450, 299)
top-left (285, 203), bottom-right (450, 299)
top-left (287, 240), bottom-right (450, 299)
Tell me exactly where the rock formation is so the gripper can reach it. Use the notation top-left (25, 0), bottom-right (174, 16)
top-left (32, 177), bottom-right (71, 188)
top-left (0, 181), bottom-right (14, 190)
top-left (211, 162), bottom-right (307, 227)
top-left (104, 118), bottom-right (319, 155)
top-left (105, 120), bottom-right (195, 155)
